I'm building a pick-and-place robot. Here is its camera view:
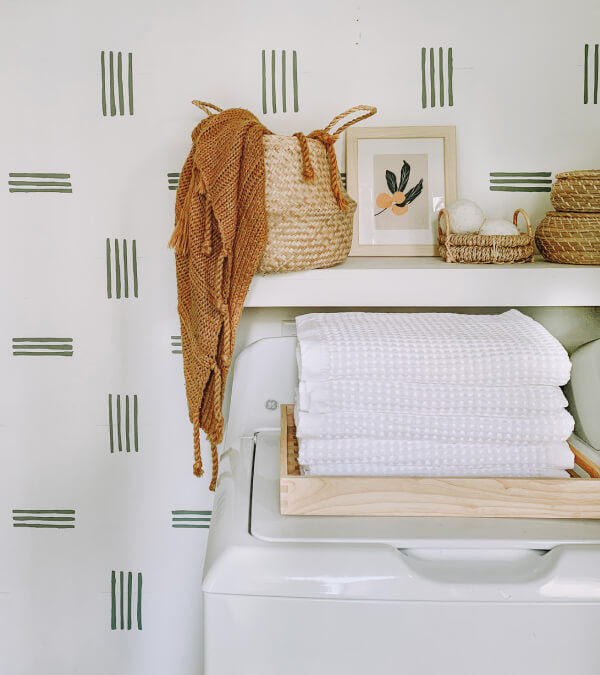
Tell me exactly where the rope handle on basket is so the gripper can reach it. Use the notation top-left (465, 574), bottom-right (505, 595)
top-left (438, 208), bottom-right (451, 238)
top-left (513, 208), bottom-right (532, 236)
top-left (439, 208), bottom-right (533, 238)
top-left (323, 105), bottom-right (377, 139)
top-left (191, 100), bottom-right (224, 116)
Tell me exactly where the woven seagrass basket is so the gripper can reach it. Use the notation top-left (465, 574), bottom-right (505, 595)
top-left (437, 208), bottom-right (534, 264)
top-left (192, 101), bottom-right (377, 274)
top-left (551, 170), bottom-right (600, 213)
top-left (535, 211), bottom-right (600, 264)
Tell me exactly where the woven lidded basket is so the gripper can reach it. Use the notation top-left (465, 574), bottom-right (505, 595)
top-left (551, 170), bottom-right (600, 213)
top-left (437, 208), bottom-right (534, 264)
top-left (258, 105), bottom-right (376, 273)
top-left (535, 211), bottom-right (600, 264)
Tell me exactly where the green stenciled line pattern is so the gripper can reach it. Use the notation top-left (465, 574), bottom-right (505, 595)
top-left (171, 510), bottom-right (212, 528)
top-left (340, 172), bottom-right (346, 189)
top-left (106, 238), bottom-right (139, 299)
top-left (584, 43), bottom-right (599, 104)
top-left (261, 49), bottom-right (299, 114)
top-left (111, 571), bottom-right (142, 630)
top-left (421, 47), bottom-right (454, 108)
top-left (13, 509), bottom-right (75, 528)
top-left (171, 335), bottom-right (182, 354)
top-left (8, 172), bottom-right (72, 193)
top-left (168, 172), bottom-right (180, 191)
top-left (108, 394), bottom-right (139, 453)
top-left (271, 50), bottom-right (277, 113)
top-left (101, 51), bottom-right (134, 116)
top-left (12, 337), bottom-right (73, 357)
top-left (489, 171), bottom-right (552, 192)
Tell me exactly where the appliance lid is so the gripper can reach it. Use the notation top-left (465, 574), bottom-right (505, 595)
top-left (250, 430), bottom-right (600, 550)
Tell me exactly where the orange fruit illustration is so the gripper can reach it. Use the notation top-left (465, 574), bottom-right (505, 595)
top-left (392, 204), bottom-right (408, 215)
top-left (376, 193), bottom-right (392, 208)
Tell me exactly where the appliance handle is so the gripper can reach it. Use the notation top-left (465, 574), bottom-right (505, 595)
top-left (396, 544), bottom-right (600, 599)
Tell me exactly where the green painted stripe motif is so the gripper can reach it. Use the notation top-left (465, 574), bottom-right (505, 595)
top-left (12, 337), bottom-right (73, 357)
top-left (111, 570), bottom-right (142, 630)
top-left (583, 43), bottom-right (599, 104)
top-left (8, 172), bottom-right (72, 193)
top-left (489, 172), bottom-right (552, 192)
top-left (168, 172), bottom-right (180, 190)
top-left (108, 394), bottom-right (139, 453)
top-left (13, 509), bottom-right (76, 528)
top-left (171, 335), bottom-right (182, 354)
top-left (171, 510), bottom-right (212, 528)
top-left (261, 49), bottom-right (299, 114)
top-left (106, 238), bottom-right (139, 299)
top-left (421, 47), bottom-right (453, 108)
top-left (101, 51), bottom-right (134, 116)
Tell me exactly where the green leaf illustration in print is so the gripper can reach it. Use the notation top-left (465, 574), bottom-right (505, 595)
top-left (398, 161), bottom-right (410, 192)
top-left (385, 170), bottom-right (397, 194)
top-left (375, 162), bottom-right (424, 216)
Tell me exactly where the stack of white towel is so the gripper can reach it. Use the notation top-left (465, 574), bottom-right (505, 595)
top-left (294, 310), bottom-right (575, 478)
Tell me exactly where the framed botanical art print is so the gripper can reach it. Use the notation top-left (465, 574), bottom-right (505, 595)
top-left (346, 126), bottom-right (457, 256)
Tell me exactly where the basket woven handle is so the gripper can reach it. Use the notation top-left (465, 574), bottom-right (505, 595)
top-left (439, 208), bottom-right (533, 237)
top-left (324, 105), bottom-right (377, 138)
top-left (191, 101), bottom-right (224, 116)
top-left (513, 208), bottom-right (532, 236)
top-left (438, 208), bottom-right (451, 238)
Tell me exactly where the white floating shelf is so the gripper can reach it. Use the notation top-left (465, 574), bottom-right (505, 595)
top-left (245, 257), bottom-right (600, 307)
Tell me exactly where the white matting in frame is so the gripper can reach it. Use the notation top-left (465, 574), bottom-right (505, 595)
top-left (346, 126), bottom-right (457, 256)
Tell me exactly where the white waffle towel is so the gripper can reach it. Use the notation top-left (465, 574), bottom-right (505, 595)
top-left (296, 381), bottom-right (567, 416)
top-left (299, 464), bottom-right (570, 478)
top-left (297, 438), bottom-right (575, 468)
top-left (295, 409), bottom-right (574, 445)
top-left (296, 310), bottom-right (571, 386)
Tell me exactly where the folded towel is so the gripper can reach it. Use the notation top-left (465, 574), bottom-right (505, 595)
top-left (295, 409), bottom-right (575, 445)
top-left (296, 381), bottom-right (567, 416)
top-left (299, 463), bottom-right (570, 478)
top-left (296, 310), bottom-right (571, 386)
top-left (297, 438), bottom-right (575, 468)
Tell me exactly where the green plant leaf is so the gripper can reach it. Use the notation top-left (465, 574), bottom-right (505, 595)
top-left (385, 170), bottom-right (397, 194)
top-left (398, 161), bottom-right (410, 191)
top-left (405, 178), bottom-right (423, 204)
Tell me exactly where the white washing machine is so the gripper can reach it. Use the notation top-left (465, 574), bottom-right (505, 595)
top-left (203, 336), bottom-right (600, 675)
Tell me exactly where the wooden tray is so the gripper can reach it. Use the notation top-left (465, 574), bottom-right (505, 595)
top-left (280, 405), bottom-right (600, 518)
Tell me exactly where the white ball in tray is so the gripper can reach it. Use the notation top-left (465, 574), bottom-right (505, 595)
top-left (445, 199), bottom-right (485, 234)
top-left (479, 218), bottom-right (520, 236)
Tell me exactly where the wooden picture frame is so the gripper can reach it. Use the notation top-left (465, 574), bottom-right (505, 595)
top-left (346, 126), bottom-right (457, 256)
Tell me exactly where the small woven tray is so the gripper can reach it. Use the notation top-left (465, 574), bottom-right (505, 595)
top-left (438, 208), bottom-right (534, 264)
top-left (551, 170), bottom-right (600, 213)
top-left (535, 211), bottom-right (600, 264)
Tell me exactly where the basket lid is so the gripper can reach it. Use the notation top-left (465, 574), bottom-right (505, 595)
top-left (555, 170), bottom-right (600, 180)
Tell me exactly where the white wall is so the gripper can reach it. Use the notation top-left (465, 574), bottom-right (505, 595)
top-left (1, 1), bottom-right (599, 673)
